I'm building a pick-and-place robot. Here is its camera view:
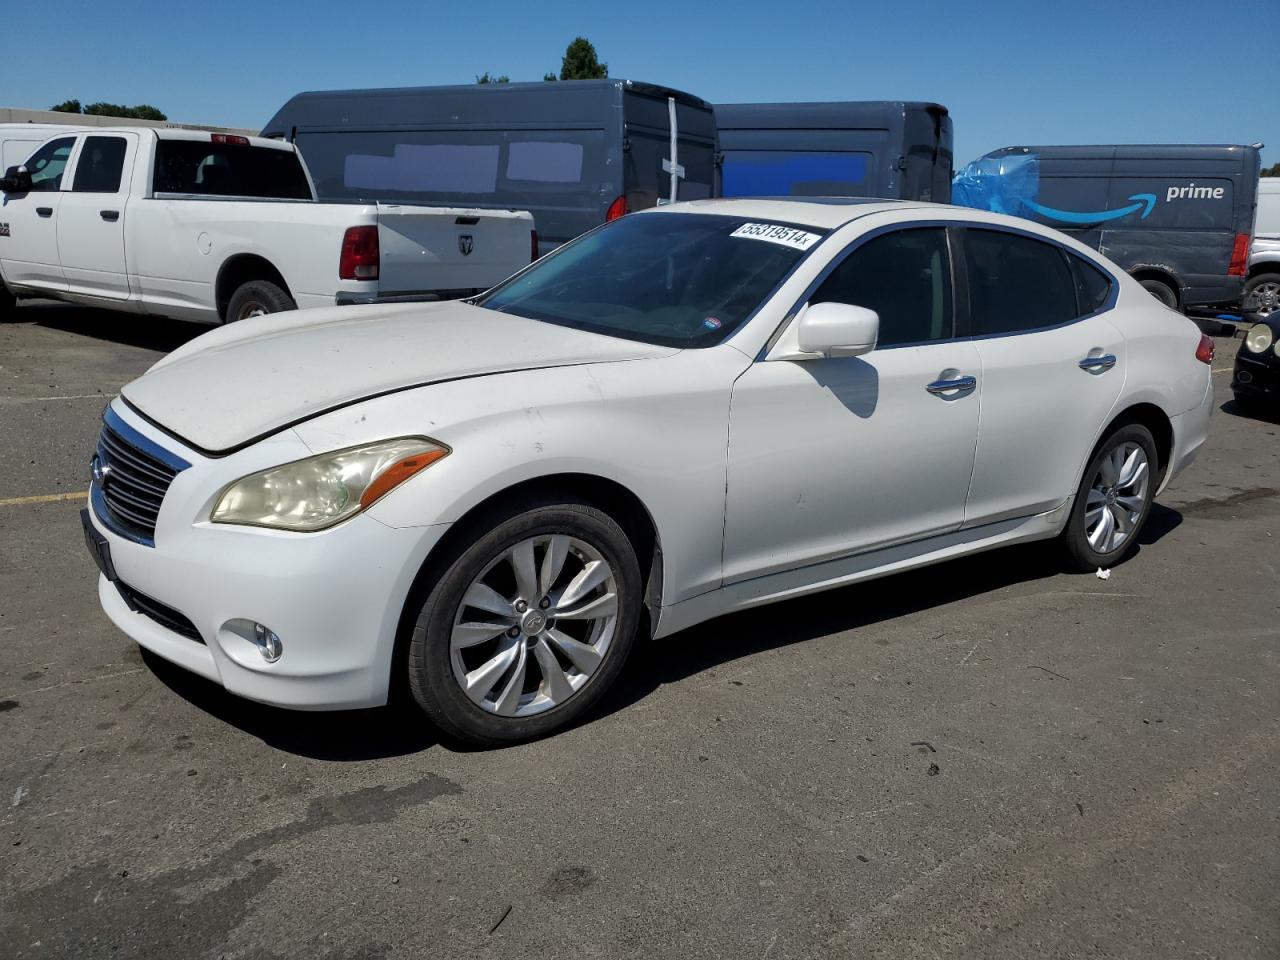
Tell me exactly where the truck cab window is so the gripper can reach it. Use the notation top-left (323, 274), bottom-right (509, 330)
top-left (72, 137), bottom-right (128, 193)
top-left (25, 137), bottom-right (76, 192)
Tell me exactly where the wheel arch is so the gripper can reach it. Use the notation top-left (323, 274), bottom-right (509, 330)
top-left (215, 254), bottom-right (291, 322)
top-left (389, 471), bottom-right (665, 702)
top-left (1246, 261), bottom-right (1280, 281)
top-left (1127, 267), bottom-right (1182, 305)
top-left (1094, 402), bottom-right (1174, 483)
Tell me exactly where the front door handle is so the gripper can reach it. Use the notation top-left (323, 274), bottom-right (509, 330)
top-left (926, 375), bottom-right (977, 397)
top-left (99, 209), bottom-right (119, 222)
top-left (1078, 353), bottom-right (1117, 373)
top-left (36, 207), bottom-right (52, 218)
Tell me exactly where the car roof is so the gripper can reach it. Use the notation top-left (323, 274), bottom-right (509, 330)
top-left (641, 197), bottom-right (944, 230)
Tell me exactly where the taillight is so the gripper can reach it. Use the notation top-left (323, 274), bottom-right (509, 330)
top-left (211, 134), bottom-right (250, 146)
top-left (1195, 333), bottom-right (1215, 365)
top-left (1228, 233), bottom-right (1249, 277)
top-left (339, 226), bottom-right (379, 280)
top-left (531, 229), bottom-right (539, 263)
top-left (605, 195), bottom-right (628, 222)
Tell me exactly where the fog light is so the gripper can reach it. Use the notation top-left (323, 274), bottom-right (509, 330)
top-left (1238, 370), bottom-right (1253, 384)
top-left (253, 623), bottom-right (283, 662)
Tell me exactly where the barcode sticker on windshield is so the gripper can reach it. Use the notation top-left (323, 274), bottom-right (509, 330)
top-left (730, 223), bottom-right (821, 251)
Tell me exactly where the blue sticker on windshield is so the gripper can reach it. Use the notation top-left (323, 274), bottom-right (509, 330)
top-left (703, 317), bottom-right (722, 330)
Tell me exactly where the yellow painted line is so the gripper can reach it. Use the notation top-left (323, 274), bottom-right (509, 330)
top-left (0, 490), bottom-right (89, 507)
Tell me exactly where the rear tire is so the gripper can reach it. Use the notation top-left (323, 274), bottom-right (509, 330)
top-left (1140, 278), bottom-right (1178, 309)
top-left (406, 499), bottom-right (642, 746)
top-left (1243, 272), bottom-right (1280, 318)
top-left (225, 279), bottom-right (295, 323)
top-left (1059, 424), bottom-right (1159, 571)
top-left (0, 282), bottom-right (16, 322)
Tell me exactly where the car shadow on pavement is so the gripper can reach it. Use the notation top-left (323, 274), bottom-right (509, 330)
top-left (25, 301), bottom-right (207, 353)
top-left (597, 513), bottom-right (1183, 724)
top-left (1220, 398), bottom-right (1280, 424)
top-left (140, 649), bottom-right (439, 762)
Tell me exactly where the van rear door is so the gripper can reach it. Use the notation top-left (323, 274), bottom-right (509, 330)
top-left (375, 205), bottom-right (532, 295)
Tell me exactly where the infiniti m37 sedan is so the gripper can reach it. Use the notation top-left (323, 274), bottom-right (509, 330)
top-left (82, 198), bottom-right (1214, 744)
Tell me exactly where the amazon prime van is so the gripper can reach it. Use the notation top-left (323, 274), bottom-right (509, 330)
top-left (953, 144), bottom-right (1262, 309)
top-left (262, 80), bottom-right (717, 257)
top-left (714, 101), bottom-right (953, 203)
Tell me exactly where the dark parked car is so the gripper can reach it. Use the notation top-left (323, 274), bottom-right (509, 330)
top-left (1233, 313), bottom-right (1280, 410)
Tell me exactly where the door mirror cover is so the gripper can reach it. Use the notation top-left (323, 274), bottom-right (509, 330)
top-left (796, 302), bottom-right (880, 358)
top-left (0, 165), bottom-right (32, 193)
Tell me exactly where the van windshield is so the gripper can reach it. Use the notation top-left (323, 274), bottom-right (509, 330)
top-left (477, 213), bottom-right (825, 347)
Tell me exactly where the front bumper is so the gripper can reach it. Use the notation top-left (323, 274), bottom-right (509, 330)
top-left (86, 404), bottom-right (450, 711)
top-left (1232, 349), bottom-right (1280, 402)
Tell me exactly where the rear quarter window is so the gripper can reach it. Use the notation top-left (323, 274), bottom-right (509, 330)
top-left (964, 228), bottom-right (1078, 335)
top-left (153, 140), bottom-right (311, 200)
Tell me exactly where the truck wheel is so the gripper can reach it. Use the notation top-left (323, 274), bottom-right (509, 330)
top-left (1140, 278), bottom-right (1178, 309)
top-left (1243, 273), bottom-right (1280, 318)
top-left (0, 283), bottom-right (15, 322)
top-left (225, 279), bottom-right (295, 323)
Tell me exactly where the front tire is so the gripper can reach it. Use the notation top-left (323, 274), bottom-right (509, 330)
top-left (225, 279), bottom-right (295, 323)
top-left (406, 500), bottom-right (642, 746)
top-left (1060, 424), bottom-right (1158, 571)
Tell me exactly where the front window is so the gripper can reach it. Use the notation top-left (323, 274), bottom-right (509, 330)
top-left (24, 137), bottom-right (76, 192)
top-left (478, 213), bottom-right (825, 347)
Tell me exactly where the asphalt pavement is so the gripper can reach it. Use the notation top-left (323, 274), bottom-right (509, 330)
top-left (1, 302), bottom-right (1278, 959)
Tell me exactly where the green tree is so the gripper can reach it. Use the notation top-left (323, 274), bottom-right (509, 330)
top-left (1263, 162), bottom-right (1280, 178)
top-left (559, 37), bottom-right (607, 80)
top-left (475, 72), bottom-right (510, 85)
top-left (130, 104), bottom-right (167, 121)
top-left (543, 73), bottom-right (558, 82)
top-left (50, 99), bottom-right (83, 114)
top-left (81, 102), bottom-right (168, 121)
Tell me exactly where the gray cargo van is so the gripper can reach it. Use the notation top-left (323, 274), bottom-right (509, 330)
top-left (714, 101), bottom-right (953, 203)
top-left (262, 80), bottom-right (717, 257)
top-left (953, 144), bottom-right (1262, 309)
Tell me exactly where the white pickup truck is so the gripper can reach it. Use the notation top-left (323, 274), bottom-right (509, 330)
top-left (0, 128), bottom-right (535, 323)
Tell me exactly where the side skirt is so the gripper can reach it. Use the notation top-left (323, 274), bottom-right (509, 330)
top-left (652, 499), bottom-right (1072, 639)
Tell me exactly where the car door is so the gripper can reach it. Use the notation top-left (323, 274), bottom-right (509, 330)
top-left (56, 133), bottom-right (137, 300)
top-left (723, 225), bottom-right (982, 583)
top-left (0, 135), bottom-right (77, 292)
top-left (959, 226), bottom-right (1126, 527)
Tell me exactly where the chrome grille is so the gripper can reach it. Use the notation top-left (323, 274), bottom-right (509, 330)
top-left (91, 409), bottom-right (189, 545)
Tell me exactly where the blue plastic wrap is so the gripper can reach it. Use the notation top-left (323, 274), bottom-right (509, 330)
top-left (951, 152), bottom-right (1040, 217)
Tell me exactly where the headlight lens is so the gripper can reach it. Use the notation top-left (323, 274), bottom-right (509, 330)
top-left (1245, 323), bottom-right (1274, 354)
top-left (211, 437), bottom-right (449, 531)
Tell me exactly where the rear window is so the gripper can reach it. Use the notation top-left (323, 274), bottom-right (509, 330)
top-left (152, 140), bottom-right (311, 200)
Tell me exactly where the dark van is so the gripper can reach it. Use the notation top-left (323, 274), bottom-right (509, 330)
top-left (714, 101), bottom-right (953, 203)
top-left (953, 144), bottom-right (1262, 309)
top-left (262, 80), bottom-right (717, 256)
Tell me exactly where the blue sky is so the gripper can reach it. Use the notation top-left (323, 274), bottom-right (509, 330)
top-left (6, 0), bottom-right (1276, 167)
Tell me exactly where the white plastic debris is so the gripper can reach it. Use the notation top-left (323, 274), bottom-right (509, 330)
top-left (1095, 567), bottom-right (1112, 580)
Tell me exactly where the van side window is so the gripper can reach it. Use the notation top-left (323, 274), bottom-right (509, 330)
top-left (964, 229), bottom-right (1077, 335)
top-left (1069, 255), bottom-right (1114, 315)
top-left (809, 228), bottom-right (952, 346)
top-left (24, 137), bottom-right (76, 192)
top-left (72, 137), bottom-right (128, 194)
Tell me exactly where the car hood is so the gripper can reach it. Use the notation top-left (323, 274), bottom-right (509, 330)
top-left (122, 301), bottom-right (677, 454)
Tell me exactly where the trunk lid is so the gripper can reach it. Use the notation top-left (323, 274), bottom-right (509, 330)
top-left (375, 204), bottom-right (533, 294)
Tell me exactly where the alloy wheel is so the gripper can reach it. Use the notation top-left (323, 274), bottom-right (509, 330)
top-left (1084, 441), bottom-right (1150, 554)
top-left (1245, 280), bottom-right (1280, 318)
top-left (449, 535), bottom-right (619, 717)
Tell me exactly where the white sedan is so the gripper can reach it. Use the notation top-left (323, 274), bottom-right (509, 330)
top-left (81, 198), bottom-right (1215, 744)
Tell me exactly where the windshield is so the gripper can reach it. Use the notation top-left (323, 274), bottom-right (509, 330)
top-left (477, 212), bottom-right (826, 347)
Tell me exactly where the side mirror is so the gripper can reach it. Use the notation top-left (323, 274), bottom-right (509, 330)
top-left (796, 302), bottom-right (879, 358)
top-left (0, 165), bottom-right (32, 193)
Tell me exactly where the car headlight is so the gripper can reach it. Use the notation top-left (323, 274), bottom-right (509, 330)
top-left (1245, 323), bottom-right (1274, 354)
top-left (211, 438), bottom-right (449, 531)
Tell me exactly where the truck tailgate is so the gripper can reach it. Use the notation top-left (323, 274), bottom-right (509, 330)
top-left (376, 204), bottom-right (533, 295)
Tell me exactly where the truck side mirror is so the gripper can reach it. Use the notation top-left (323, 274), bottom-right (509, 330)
top-left (0, 166), bottom-right (32, 193)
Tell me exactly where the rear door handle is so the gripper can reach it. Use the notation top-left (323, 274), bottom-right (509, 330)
top-left (1078, 353), bottom-right (1117, 373)
top-left (926, 375), bottom-right (977, 397)
top-left (36, 207), bottom-right (52, 218)
top-left (99, 210), bottom-right (119, 222)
